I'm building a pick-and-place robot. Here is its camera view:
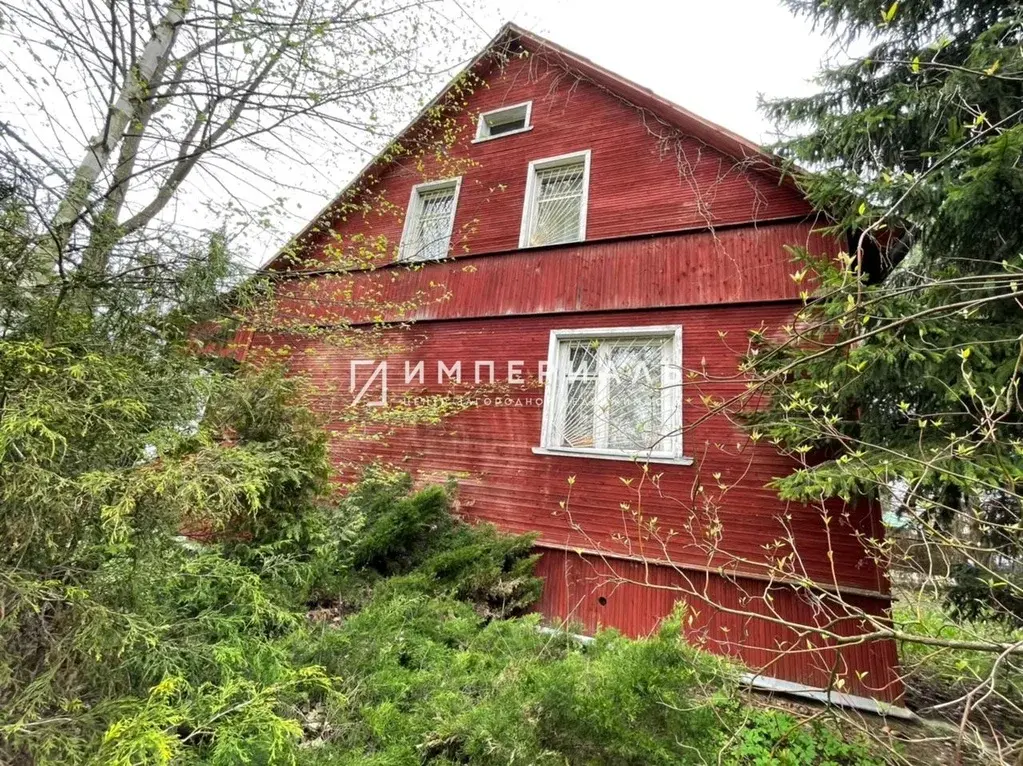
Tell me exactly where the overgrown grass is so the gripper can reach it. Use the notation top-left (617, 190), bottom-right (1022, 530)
top-left (894, 593), bottom-right (1023, 739)
top-left (896, 597), bottom-right (1023, 687)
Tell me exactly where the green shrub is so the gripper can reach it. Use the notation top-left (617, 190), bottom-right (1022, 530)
top-left (293, 600), bottom-right (740, 765)
top-left (348, 480), bottom-right (452, 574)
top-left (2, 544), bottom-right (339, 765)
top-left (730, 709), bottom-right (881, 766)
top-left (292, 592), bottom-right (557, 764)
top-left (0, 355), bottom-right (340, 764)
top-left (294, 587), bottom-right (879, 766)
top-left (468, 612), bottom-right (737, 765)
top-left (338, 469), bottom-right (543, 620)
top-left (0, 338), bottom-right (882, 764)
top-left (383, 522), bottom-right (542, 620)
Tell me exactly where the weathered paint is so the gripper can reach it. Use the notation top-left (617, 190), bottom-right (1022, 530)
top-left (247, 26), bottom-right (900, 703)
top-left (248, 304), bottom-right (899, 701)
top-left (248, 304), bottom-right (887, 594)
top-left (269, 221), bottom-right (829, 326)
top-left (534, 548), bottom-right (902, 701)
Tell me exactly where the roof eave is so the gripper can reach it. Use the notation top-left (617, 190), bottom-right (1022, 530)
top-left (256, 23), bottom-right (521, 273)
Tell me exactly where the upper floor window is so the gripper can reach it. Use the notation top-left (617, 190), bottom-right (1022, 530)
top-left (398, 177), bottom-right (461, 262)
top-left (534, 325), bottom-right (688, 464)
top-left (519, 150), bottom-right (590, 248)
top-left (474, 101), bottom-right (532, 142)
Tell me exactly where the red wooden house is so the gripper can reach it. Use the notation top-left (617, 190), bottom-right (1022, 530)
top-left (244, 24), bottom-right (902, 706)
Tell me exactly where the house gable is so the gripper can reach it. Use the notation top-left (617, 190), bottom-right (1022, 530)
top-left (266, 25), bottom-right (811, 274)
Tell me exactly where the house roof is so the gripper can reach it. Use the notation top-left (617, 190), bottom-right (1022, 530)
top-left (259, 22), bottom-right (797, 273)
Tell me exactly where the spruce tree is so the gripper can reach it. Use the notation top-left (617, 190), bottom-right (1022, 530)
top-left (749, 2), bottom-right (1023, 611)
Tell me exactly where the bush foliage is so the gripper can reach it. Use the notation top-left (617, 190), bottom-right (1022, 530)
top-left (296, 595), bottom-right (880, 766)
top-left (0, 344), bottom-right (338, 763)
top-left (0, 336), bottom-right (881, 764)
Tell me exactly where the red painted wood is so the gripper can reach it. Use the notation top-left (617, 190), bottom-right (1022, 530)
top-left (273, 52), bottom-right (811, 273)
top-left (533, 549), bottom-right (902, 703)
top-left (248, 34), bottom-right (898, 700)
top-left (268, 221), bottom-right (832, 326)
top-left (247, 305), bottom-right (887, 597)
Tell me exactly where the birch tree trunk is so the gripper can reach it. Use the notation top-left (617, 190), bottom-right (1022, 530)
top-left (48, 1), bottom-right (189, 266)
top-left (2, 0), bottom-right (479, 323)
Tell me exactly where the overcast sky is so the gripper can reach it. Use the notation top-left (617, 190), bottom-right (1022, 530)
top-left (479, 0), bottom-right (840, 145)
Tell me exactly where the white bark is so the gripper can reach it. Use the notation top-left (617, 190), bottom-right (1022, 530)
top-left (49, 1), bottom-right (189, 257)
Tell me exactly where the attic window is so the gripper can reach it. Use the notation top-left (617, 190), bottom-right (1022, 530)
top-left (474, 102), bottom-right (532, 142)
top-left (398, 178), bottom-right (461, 262)
top-left (520, 150), bottom-right (591, 248)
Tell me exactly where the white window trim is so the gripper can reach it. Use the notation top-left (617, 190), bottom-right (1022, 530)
top-left (473, 101), bottom-right (533, 143)
top-left (533, 325), bottom-right (692, 466)
top-left (518, 149), bottom-right (591, 249)
top-left (397, 177), bottom-right (462, 262)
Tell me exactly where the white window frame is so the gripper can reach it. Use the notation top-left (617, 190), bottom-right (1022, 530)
top-left (532, 325), bottom-right (692, 465)
top-left (473, 101), bottom-right (533, 142)
top-left (518, 149), bottom-right (591, 249)
top-left (397, 177), bottom-right (462, 262)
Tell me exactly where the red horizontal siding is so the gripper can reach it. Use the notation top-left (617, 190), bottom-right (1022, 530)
top-left (247, 304), bottom-right (887, 598)
top-left (268, 221), bottom-right (833, 326)
top-left (280, 53), bottom-right (811, 272)
top-left (534, 548), bottom-right (902, 703)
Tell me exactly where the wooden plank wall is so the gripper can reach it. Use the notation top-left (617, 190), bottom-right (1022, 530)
top-left (247, 303), bottom-right (887, 597)
top-left (273, 52), bottom-right (811, 273)
top-left (534, 548), bottom-right (902, 702)
top-left (268, 222), bottom-right (831, 326)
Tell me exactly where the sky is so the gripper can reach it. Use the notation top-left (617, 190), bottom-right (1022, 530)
top-left (479, 0), bottom-right (840, 146)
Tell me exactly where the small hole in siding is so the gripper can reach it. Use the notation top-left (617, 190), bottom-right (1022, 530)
top-left (597, 596), bottom-right (607, 607)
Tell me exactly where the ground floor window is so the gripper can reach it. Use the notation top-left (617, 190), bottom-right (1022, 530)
top-left (535, 325), bottom-right (686, 463)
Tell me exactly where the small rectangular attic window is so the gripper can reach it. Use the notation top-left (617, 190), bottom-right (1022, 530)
top-left (474, 101), bottom-right (532, 142)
